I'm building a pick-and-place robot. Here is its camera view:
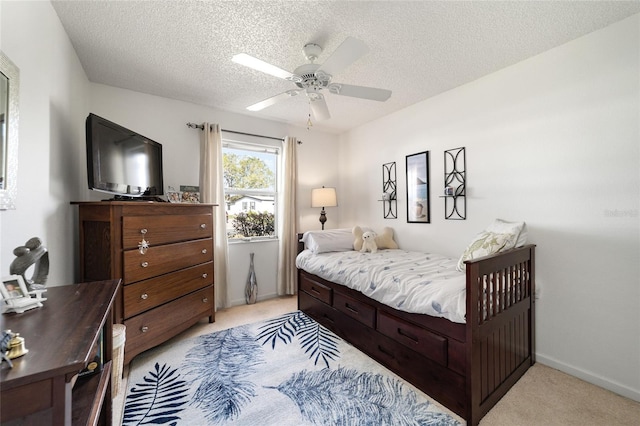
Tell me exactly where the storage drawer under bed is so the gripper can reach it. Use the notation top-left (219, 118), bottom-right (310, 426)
top-left (333, 291), bottom-right (376, 328)
top-left (377, 310), bottom-right (448, 366)
top-left (299, 274), bottom-right (332, 305)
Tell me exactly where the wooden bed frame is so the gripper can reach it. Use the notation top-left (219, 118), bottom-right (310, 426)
top-left (297, 237), bottom-right (536, 425)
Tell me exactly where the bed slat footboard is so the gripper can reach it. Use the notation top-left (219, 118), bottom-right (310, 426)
top-left (465, 244), bottom-right (536, 425)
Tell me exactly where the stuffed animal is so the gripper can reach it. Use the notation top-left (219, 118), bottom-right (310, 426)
top-left (353, 226), bottom-right (399, 251)
top-left (360, 231), bottom-right (378, 253)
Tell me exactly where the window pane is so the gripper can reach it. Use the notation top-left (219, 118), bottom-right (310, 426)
top-left (223, 147), bottom-right (276, 191)
top-left (223, 144), bottom-right (278, 239)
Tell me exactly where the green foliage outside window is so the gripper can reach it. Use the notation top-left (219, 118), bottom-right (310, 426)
top-left (231, 211), bottom-right (275, 238)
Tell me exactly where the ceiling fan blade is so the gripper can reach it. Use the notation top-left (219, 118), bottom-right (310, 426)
top-left (246, 90), bottom-right (300, 111)
top-left (232, 53), bottom-right (301, 82)
top-left (327, 83), bottom-right (391, 101)
top-left (315, 37), bottom-right (369, 78)
top-left (310, 95), bottom-right (331, 121)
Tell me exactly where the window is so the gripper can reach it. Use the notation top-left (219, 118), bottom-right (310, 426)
top-left (223, 139), bottom-right (279, 240)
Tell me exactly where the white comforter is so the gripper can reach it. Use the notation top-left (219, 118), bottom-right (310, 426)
top-left (296, 249), bottom-right (467, 324)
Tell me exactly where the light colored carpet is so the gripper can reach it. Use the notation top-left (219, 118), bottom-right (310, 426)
top-left (113, 296), bottom-right (640, 425)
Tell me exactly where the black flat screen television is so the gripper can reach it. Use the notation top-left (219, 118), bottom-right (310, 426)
top-left (86, 113), bottom-right (164, 199)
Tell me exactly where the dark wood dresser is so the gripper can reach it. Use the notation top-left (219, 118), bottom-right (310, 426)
top-left (0, 280), bottom-right (120, 425)
top-left (73, 201), bottom-right (216, 365)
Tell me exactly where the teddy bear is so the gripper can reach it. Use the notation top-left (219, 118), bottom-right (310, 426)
top-left (360, 231), bottom-right (378, 253)
top-left (353, 226), bottom-right (399, 252)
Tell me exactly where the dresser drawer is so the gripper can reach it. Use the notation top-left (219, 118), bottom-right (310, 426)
top-left (333, 291), bottom-right (376, 328)
top-left (122, 214), bottom-right (213, 249)
top-left (123, 262), bottom-right (213, 319)
top-left (377, 310), bottom-right (448, 366)
top-left (123, 239), bottom-right (213, 283)
top-left (299, 275), bottom-right (332, 305)
top-left (124, 285), bottom-right (214, 364)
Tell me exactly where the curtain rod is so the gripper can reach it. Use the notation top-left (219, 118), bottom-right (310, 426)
top-left (186, 122), bottom-right (285, 142)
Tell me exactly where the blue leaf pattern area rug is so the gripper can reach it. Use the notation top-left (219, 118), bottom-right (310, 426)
top-left (122, 311), bottom-right (463, 426)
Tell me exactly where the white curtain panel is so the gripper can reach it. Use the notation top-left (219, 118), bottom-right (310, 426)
top-left (200, 123), bottom-right (230, 309)
top-left (277, 136), bottom-right (298, 295)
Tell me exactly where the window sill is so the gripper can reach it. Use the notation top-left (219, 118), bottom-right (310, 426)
top-left (228, 237), bottom-right (279, 245)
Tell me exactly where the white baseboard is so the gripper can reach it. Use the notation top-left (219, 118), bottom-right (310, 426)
top-left (536, 353), bottom-right (640, 402)
top-left (228, 292), bottom-right (279, 307)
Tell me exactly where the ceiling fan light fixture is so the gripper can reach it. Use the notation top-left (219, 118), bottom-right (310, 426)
top-left (302, 43), bottom-right (322, 62)
top-left (235, 36), bottom-right (390, 124)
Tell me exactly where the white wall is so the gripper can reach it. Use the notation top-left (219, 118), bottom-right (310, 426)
top-left (0, 1), bottom-right (90, 286)
top-left (338, 15), bottom-right (640, 401)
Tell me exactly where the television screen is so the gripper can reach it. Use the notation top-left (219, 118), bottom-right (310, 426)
top-left (86, 113), bottom-right (164, 198)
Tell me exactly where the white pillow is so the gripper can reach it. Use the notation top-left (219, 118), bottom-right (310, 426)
top-left (486, 219), bottom-right (527, 247)
top-left (456, 231), bottom-right (518, 271)
top-left (301, 228), bottom-right (354, 254)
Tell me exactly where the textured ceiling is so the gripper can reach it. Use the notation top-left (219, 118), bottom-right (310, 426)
top-left (51, 1), bottom-right (640, 134)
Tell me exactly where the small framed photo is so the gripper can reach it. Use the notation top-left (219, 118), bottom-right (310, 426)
top-left (1, 275), bottom-right (28, 300)
top-left (167, 191), bottom-right (182, 203)
top-left (180, 185), bottom-right (200, 203)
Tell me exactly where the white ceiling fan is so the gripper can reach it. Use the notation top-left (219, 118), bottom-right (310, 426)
top-left (232, 37), bottom-right (392, 121)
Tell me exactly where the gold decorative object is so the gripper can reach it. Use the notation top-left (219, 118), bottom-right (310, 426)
top-left (7, 331), bottom-right (28, 360)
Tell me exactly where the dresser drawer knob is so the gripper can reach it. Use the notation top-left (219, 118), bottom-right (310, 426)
top-left (201, 249), bottom-right (207, 254)
top-left (200, 223), bottom-right (206, 229)
top-left (202, 298), bottom-right (209, 303)
top-left (140, 228), bottom-right (148, 235)
top-left (141, 261), bottom-right (149, 268)
top-left (202, 273), bottom-right (208, 279)
top-left (141, 326), bottom-right (149, 333)
top-left (140, 293), bottom-right (148, 300)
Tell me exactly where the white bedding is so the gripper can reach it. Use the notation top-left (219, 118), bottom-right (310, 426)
top-left (296, 249), bottom-right (467, 324)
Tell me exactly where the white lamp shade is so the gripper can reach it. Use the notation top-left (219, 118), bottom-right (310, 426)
top-left (311, 187), bottom-right (337, 208)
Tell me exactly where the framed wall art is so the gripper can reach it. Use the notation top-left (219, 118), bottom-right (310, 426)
top-left (406, 151), bottom-right (430, 223)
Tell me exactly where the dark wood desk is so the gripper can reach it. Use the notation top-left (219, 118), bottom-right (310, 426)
top-left (0, 280), bottom-right (120, 425)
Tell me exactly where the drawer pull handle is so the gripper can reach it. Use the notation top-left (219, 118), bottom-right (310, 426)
top-left (322, 314), bottom-right (335, 323)
top-left (201, 249), bottom-right (207, 254)
top-left (140, 293), bottom-right (148, 300)
top-left (202, 298), bottom-right (209, 303)
top-left (310, 287), bottom-right (320, 295)
top-left (202, 273), bottom-right (208, 279)
top-left (141, 261), bottom-right (149, 268)
top-left (200, 223), bottom-right (207, 229)
top-left (378, 345), bottom-right (395, 359)
top-left (140, 228), bottom-right (148, 235)
top-left (397, 328), bottom-right (419, 344)
top-left (141, 326), bottom-right (149, 333)
top-left (345, 303), bottom-right (359, 314)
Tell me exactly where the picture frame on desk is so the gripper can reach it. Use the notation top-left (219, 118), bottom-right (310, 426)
top-left (1, 275), bottom-right (47, 314)
top-left (1, 275), bottom-right (28, 299)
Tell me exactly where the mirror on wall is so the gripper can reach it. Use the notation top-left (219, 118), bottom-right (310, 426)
top-left (0, 51), bottom-right (19, 210)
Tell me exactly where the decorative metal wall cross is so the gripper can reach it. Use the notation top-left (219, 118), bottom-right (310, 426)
top-left (443, 147), bottom-right (466, 220)
top-left (381, 162), bottom-right (397, 219)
